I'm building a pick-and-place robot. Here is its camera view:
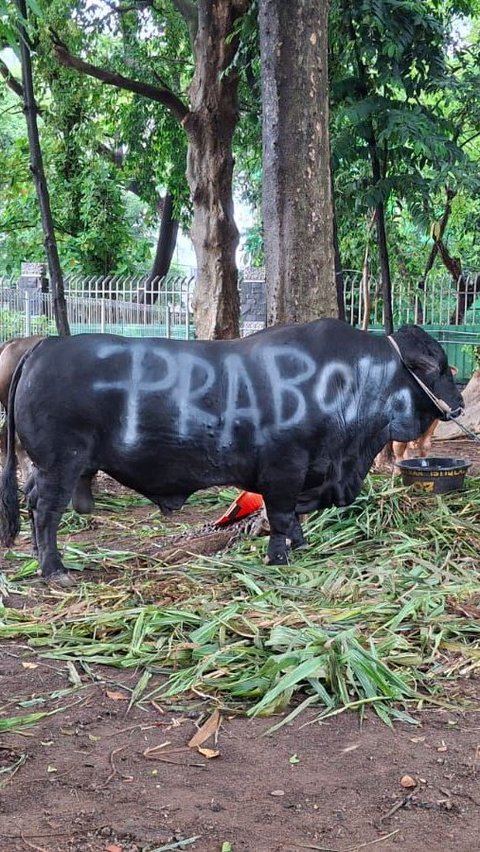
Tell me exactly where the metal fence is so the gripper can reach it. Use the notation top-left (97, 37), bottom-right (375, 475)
top-left (342, 269), bottom-right (480, 328)
top-left (0, 273), bottom-right (196, 340)
top-left (2, 269), bottom-right (480, 339)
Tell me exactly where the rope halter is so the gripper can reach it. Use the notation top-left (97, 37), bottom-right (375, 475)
top-left (387, 335), bottom-right (461, 419)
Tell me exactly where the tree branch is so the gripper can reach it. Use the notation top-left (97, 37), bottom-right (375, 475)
top-left (108, 0), bottom-right (155, 13)
top-left (171, 0), bottom-right (198, 45)
top-left (0, 219), bottom-right (37, 231)
top-left (0, 57), bottom-right (24, 99)
top-left (51, 36), bottom-right (189, 124)
top-left (460, 130), bottom-right (480, 149)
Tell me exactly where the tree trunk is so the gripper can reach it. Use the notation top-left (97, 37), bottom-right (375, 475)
top-left (138, 193), bottom-right (179, 305)
top-left (416, 187), bottom-right (457, 323)
top-left (331, 165), bottom-right (345, 321)
top-left (368, 140), bottom-right (393, 334)
top-left (16, 0), bottom-right (70, 336)
top-left (375, 200), bottom-right (393, 335)
top-left (360, 211), bottom-right (376, 330)
top-left (52, 1), bottom-right (251, 340)
top-left (184, 0), bottom-right (249, 340)
top-left (259, 0), bottom-right (336, 326)
top-left (435, 369), bottom-right (480, 439)
top-left (449, 273), bottom-right (479, 326)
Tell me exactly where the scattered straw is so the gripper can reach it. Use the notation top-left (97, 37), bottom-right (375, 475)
top-left (2, 476), bottom-right (480, 728)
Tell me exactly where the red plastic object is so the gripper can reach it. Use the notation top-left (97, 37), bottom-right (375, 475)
top-left (214, 490), bottom-right (264, 526)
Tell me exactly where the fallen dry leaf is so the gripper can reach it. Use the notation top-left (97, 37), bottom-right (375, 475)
top-left (446, 598), bottom-right (480, 619)
top-left (400, 774), bottom-right (417, 789)
top-left (106, 690), bottom-right (129, 702)
top-left (197, 746), bottom-right (220, 759)
top-left (270, 790), bottom-right (285, 797)
top-left (143, 746), bottom-right (188, 759)
top-left (21, 662), bottom-right (38, 670)
top-left (342, 743), bottom-right (360, 753)
top-left (105, 845), bottom-right (123, 852)
top-left (188, 709), bottom-right (221, 749)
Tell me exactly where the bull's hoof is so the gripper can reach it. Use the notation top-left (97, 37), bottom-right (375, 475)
top-left (43, 572), bottom-right (75, 588)
top-left (288, 530), bottom-right (306, 550)
top-left (264, 552), bottom-right (289, 566)
top-left (290, 540), bottom-right (308, 551)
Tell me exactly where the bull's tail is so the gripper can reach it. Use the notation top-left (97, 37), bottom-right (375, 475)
top-left (0, 340), bottom-right (43, 547)
top-left (0, 434), bottom-right (20, 546)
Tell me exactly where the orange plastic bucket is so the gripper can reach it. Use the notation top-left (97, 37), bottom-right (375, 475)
top-left (215, 490), bottom-right (264, 526)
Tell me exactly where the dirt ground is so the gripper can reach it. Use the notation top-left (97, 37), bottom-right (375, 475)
top-left (1, 437), bottom-right (480, 852)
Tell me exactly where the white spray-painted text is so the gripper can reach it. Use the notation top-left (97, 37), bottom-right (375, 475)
top-left (93, 343), bottom-right (413, 446)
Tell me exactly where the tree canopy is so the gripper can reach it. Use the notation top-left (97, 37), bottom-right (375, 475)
top-left (1, 0), bottom-right (479, 333)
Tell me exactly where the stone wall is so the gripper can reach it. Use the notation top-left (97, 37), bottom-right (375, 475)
top-left (240, 267), bottom-right (266, 336)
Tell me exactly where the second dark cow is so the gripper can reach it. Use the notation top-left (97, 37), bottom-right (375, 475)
top-left (0, 320), bottom-right (463, 584)
top-left (0, 335), bottom-right (95, 513)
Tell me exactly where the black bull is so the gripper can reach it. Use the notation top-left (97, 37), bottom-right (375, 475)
top-left (0, 319), bottom-right (463, 584)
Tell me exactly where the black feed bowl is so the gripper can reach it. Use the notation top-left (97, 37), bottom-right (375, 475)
top-left (397, 457), bottom-right (471, 494)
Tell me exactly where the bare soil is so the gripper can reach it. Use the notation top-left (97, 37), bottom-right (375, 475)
top-left (1, 437), bottom-right (480, 852)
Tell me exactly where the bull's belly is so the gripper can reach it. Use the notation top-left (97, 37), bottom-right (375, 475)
top-left (296, 475), bottom-right (363, 514)
top-left (100, 445), bottom-right (257, 505)
top-left (298, 447), bottom-right (375, 513)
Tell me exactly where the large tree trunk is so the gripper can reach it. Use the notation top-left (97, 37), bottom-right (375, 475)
top-left (259, 0), bottom-right (336, 326)
top-left (184, 0), bottom-right (249, 340)
top-left (16, 0), bottom-right (70, 336)
top-left (52, 1), bottom-right (250, 340)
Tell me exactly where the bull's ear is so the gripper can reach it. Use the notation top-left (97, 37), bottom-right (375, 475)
top-left (406, 352), bottom-right (440, 375)
top-left (393, 325), bottom-right (442, 375)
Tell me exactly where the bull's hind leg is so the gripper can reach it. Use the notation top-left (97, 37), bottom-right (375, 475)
top-left (27, 468), bottom-right (77, 586)
top-left (23, 473), bottom-right (39, 557)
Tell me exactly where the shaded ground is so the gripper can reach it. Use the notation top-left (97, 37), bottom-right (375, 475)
top-left (1, 645), bottom-right (480, 852)
top-left (1, 436), bottom-right (480, 852)
top-left (434, 436), bottom-right (480, 472)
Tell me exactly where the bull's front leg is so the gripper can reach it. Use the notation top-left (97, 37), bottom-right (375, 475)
top-left (263, 506), bottom-right (297, 564)
top-left (263, 502), bottom-right (307, 563)
top-left (260, 452), bottom-right (309, 564)
top-left (288, 515), bottom-right (306, 550)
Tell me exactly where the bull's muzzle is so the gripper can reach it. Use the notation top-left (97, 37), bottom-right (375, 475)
top-left (445, 405), bottom-right (463, 421)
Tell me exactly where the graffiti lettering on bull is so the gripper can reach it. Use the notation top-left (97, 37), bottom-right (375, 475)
top-left (94, 344), bottom-right (175, 445)
top-left (221, 354), bottom-right (262, 446)
top-left (93, 343), bottom-right (413, 446)
top-left (314, 357), bottom-right (413, 425)
top-left (262, 347), bottom-right (316, 428)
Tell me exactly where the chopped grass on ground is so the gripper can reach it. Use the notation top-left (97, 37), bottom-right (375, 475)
top-left (1, 475), bottom-right (480, 729)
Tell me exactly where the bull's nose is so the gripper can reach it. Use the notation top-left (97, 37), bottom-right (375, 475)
top-left (449, 406), bottom-right (463, 419)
